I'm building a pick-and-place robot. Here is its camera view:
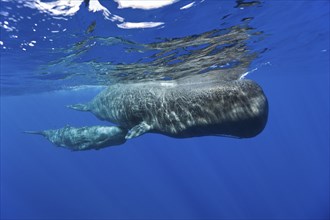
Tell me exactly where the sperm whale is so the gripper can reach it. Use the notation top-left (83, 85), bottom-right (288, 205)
top-left (27, 76), bottom-right (268, 150)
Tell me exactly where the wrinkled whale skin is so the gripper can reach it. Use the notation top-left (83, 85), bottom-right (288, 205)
top-left (79, 78), bottom-right (268, 139)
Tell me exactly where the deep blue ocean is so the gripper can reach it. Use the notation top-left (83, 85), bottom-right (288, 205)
top-left (1, 0), bottom-right (329, 219)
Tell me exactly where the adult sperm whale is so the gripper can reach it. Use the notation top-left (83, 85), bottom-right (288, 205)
top-left (27, 76), bottom-right (268, 150)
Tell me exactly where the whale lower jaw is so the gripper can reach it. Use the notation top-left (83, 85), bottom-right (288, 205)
top-left (154, 114), bottom-right (268, 139)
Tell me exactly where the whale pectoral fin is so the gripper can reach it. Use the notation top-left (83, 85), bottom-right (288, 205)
top-left (125, 122), bottom-right (152, 139)
top-left (67, 103), bottom-right (89, 112)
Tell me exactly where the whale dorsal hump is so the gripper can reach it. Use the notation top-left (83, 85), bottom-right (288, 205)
top-left (125, 121), bottom-right (152, 139)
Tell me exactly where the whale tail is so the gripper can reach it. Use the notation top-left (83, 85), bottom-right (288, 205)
top-left (24, 130), bottom-right (46, 136)
top-left (67, 103), bottom-right (90, 112)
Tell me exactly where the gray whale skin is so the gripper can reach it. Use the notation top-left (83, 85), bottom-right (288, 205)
top-left (26, 77), bottom-right (268, 151)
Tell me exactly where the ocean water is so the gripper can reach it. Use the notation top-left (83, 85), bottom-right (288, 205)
top-left (0, 0), bottom-right (329, 219)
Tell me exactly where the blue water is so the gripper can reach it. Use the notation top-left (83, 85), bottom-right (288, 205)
top-left (1, 0), bottom-right (329, 219)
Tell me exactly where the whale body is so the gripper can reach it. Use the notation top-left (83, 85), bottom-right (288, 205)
top-left (27, 76), bottom-right (268, 150)
top-left (71, 77), bottom-right (268, 139)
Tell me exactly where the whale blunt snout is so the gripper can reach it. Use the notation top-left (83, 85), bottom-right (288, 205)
top-left (239, 88), bottom-right (269, 138)
top-left (216, 80), bottom-right (269, 138)
top-left (246, 101), bottom-right (268, 138)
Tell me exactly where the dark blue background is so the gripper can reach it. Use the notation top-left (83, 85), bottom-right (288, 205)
top-left (1, 1), bottom-right (329, 219)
